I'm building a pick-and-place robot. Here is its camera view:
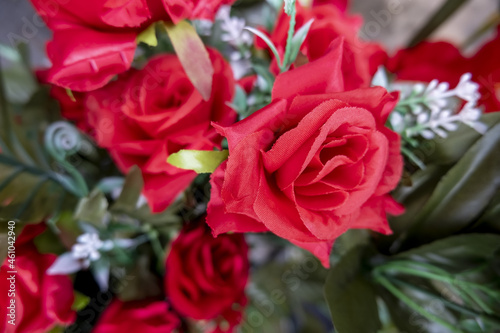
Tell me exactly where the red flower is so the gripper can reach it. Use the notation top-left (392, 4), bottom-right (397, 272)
top-left (0, 223), bottom-right (75, 333)
top-left (29, 0), bottom-right (234, 92)
top-left (257, 2), bottom-right (385, 88)
top-left (86, 48), bottom-right (236, 212)
top-left (207, 40), bottom-right (403, 267)
top-left (93, 299), bottom-right (181, 333)
top-left (386, 41), bottom-right (469, 88)
top-left (468, 27), bottom-right (500, 113)
top-left (161, 0), bottom-right (236, 24)
top-left (387, 34), bottom-right (500, 113)
top-left (165, 223), bottom-right (248, 332)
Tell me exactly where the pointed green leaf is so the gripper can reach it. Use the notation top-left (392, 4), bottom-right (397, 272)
top-left (324, 246), bottom-right (381, 333)
top-left (111, 166), bottom-right (144, 212)
top-left (408, 122), bottom-right (500, 242)
top-left (164, 21), bottom-right (213, 101)
top-left (286, 19), bottom-right (314, 68)
top-left (167, 149), bottom-right (229, 173)
top-left (137, 23), bottom-right (158, 47)
top-left (74, 190), bottom-right (108, 227)
top-left (245, 27), bottom-right (283, 70)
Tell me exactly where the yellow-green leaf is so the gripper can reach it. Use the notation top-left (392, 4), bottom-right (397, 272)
top-left (167, 149), bottom-right (228, 174)
top-left (164, 20), bottom-right (213, 101)
top-left (136, 23), bottom-right (158, 47)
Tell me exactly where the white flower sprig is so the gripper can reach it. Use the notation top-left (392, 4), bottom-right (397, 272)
top-left (389, 73), bottom-right (486, 141)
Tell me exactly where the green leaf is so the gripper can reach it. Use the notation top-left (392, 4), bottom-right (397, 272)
top-left (245, 27), bottom-right (283, 70)
top-left (230, 85), bottom-right (248, 115)
top-left (72, 291), bottom-right (90, 311)
top-left (395, 233), bottom-right (500, 271)
top-left (111, 166), bottom-right (144, 213)
top-left (164, 21), bottom-right (213, 101)
top-left (423, 112), bottom-right (500, 165)
top-left (0, 43), bottom-right (37, 104)
top-left (324, 246), bottom-right (381, 333)
top-left (74, 190), bottom-right (108, 227)
top-left (285, 19), bottom-right (314, 69)
top-left (408, 122), bottom-right (500, 242)
top-left (136, 23), bottom-right (158, 47)
top-left (167, 149), bottom-right (229, 174)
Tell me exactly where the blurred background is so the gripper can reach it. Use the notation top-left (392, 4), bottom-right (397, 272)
top-left (0, 0), bottom-right (499, 66)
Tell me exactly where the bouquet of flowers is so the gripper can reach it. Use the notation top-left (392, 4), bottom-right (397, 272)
top-left (1, 0), bottom-right (500, 332)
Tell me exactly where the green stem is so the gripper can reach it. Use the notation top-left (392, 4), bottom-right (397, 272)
top-left (374, 274), bottom-right (463, 333)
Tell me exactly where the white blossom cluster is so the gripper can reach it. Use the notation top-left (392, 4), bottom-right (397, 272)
top-left (389, 73), bottom-right (487, 140)
top-left (216, 6), bottom-right (253, 79)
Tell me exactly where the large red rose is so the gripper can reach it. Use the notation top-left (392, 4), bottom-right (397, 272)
top-left (257, 2), bottom-right (385, 88)
top-left (86, 48), bottom-right (236, 212)
top-left (206, 39), bottom-right (403, 267)
top-left (165, 223), bottom-right (248, 332)
top-left (0, 223), bottom-right (75, 333)
top-left (29, 0), bottom-right (234, 91)
top-left (93, 299), bottom-right (181, 333)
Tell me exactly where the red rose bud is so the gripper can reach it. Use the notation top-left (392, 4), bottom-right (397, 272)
top-left (207, 39), bottom-right (404, 267)
top-left (85, 48), bottom-right (236, 212)
top-left (165, 223), bottom-right (248, 332)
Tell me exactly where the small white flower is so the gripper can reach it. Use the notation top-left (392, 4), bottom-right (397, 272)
top-left (454, 73), bottom-right (480, 103)
top-left (72, 233), bottom-right (104, 265)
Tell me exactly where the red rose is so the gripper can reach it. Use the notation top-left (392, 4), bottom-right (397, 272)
top-left (93, 299), bottom-right (181, 333)
top-left (0, 223), bottom-right (75, 333)
top-left (386, 37), bottom-right (500, 113)
top-left (29, 0), bottom-right (236, 92)
top-left (165, 223), bottom-right (248, 332)
top-left (161, 0), bottom-right (236, 24)
top-left (386, 41), bottom-right (469, 87)
top-left (29, 0), bottom-right (158, 91)
top-left (257, 2), bottom-right (385, 88)
top-left (206, 40), bottom-right (403, 267)
top-left (86, 48), bottom-right (236, 212)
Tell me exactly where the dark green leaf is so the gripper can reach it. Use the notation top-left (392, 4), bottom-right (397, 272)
top-left (423, 112), bottom-right (500, 165)
top-left (408, 122), bottom-right (500, 242)
top-left (111, 166), bottom-right (143, 213)
top-left (74, 190), bottom-right (108, 227)
top-left (395, 233), bottom-right (500, 271)
top-left (324, 246), bottom-right (381, 333)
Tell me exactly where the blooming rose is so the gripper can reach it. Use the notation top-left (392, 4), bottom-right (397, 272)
top-left (257, 2), bottom-right (385, 88)
top-left (0, 223), bottom-right (75, 333)
top-left (207, 39), bottom-right (404, 267)
top-left (86, 48), bottom-right (236, 213)
top-left (29, 0), bottom-right (234, 91)
top-left (165, 223), bottom-right (248, 332)
top-left (93, 299), bottom-right (181, 333)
